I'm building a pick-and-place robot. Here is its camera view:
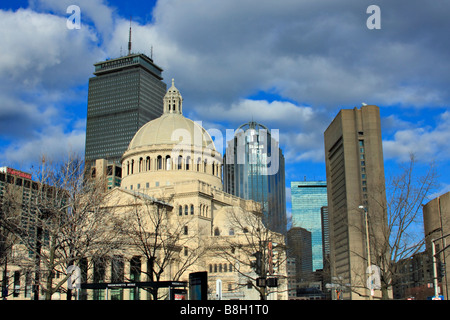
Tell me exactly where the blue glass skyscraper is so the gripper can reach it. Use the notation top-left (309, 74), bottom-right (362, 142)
top-left (223, 121), bottom-right (287, 235)
top-left (291, 181), bottom-right (327, 271)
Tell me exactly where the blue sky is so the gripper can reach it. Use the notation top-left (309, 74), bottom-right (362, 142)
top-left (1, 0), bottom-right (449, 222)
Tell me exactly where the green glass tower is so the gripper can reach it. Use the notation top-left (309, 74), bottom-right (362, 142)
top-left (85, 53), bottom-right (166, 168)
top-left (291, 181), bottom-right (327, 271)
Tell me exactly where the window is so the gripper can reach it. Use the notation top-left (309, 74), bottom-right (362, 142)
top-left (178, 156), bottom-right (183, 170)
top-left (157, 156), bottom-right (162, 170)
top-left (179, 206), bottom-right (183, 216)
top-left (214, 227), bottom-right (220, 236)
top-left (184, 226), bottom-right (188, 235)
top-left (184, 247), bottom-right (188, 256)
top-left (185, 205), bottom-right (188, 215)
top-left (166, 155), bottom-right (171, 170)
top-left (229, 228), bottom-right (235, 236)
top-left (190, 204), bottom-right (194, 215)
top-left (186, 156), bottom-right (190, 170)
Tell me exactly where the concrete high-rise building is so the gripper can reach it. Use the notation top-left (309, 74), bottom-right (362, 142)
top-left (84, 52), bottom-right (166, 170)
top-left (324, 105), bottom-right (388, 300)
top-left (423, 191), bottom-right (450, 300)
top-left (223, 121), bottom-right (287, 235)
top-left (290, 181), bottom-right (327, 271)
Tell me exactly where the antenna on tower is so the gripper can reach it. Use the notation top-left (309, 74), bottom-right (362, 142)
top-left (128, 16), bottom-right (132, 55)
top-left (150, 45), bottom-right (153, 60)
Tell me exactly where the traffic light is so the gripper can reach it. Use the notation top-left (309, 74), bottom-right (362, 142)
top-left (252, 251), bottom-right (262, 275)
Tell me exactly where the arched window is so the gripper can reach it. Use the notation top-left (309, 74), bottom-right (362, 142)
top-left (131, 159), bottom-right (134, 174)
top-left (214, 227), bottom-right (220, 236)
top-left (190, 204), bottom-right (194, 215)
top-left (139, 157), bottom-right (143, 172)
top-left (157, 156), bottom-right (162, 170)
top-left (179, 205), bottom-right (183, 216)
top-left (127, 161), bottom-right (130, 175)
top-left (212, 162), bottom-right (215, 175)
top-left (146, 156), bottom-right (151, 171)
top-left (229, 228), bottom-right (235, 236)
top-left (186, 156), bottom-right (190, 170)
top-left (204, 159), bottom-right (207, 173)
top-left (197, 157), bottom-right (201, 171)
top-left (184, 205), bottom-right (188, 215)
top-left (166, 155), bottom-right (171, 170)
top-left (178, 155), bottom-right (183, 170)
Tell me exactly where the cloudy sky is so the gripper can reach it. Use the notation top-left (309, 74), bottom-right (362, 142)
top-left (1, 0), bottom-right (450, 216)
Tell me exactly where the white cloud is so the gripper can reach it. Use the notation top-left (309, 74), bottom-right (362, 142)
top-left (2, 0), bottom-right (450, 172)
top-left (0, 7), bottom-right (102, 169)
top-left (383, 111), bottom-right (450, 162)
top-left (1, 125), bottom-right (85, 169)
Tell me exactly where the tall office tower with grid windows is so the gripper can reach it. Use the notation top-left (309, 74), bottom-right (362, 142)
top-left (324, 105), bottom-right (388, 300)
top-left (84, 53), bottom-right (166, 170)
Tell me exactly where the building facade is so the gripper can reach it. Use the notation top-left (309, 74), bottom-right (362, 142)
top-left (1, 81), bottom-right (288, 301)
top-left (85, 53), bottom-right (166, 170)
top-left (423, 191), bottom-right (450, 300)
top-left (324, 105), bottom-right (388, 300)
top-left (290, 181), bottom-right (327, 271)
top-left (223, 121), bottom-right (287, 235)
top-left (287, 227), bottom-right (312, 285)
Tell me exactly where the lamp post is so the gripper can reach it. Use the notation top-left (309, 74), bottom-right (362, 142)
top-left (430, 233), bottom-right (450, 300)
top-left (359, 205), bottom-right (373, 299)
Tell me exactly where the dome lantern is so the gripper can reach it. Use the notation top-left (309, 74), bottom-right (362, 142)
top-left (164, 78), bottom-right (183, 114)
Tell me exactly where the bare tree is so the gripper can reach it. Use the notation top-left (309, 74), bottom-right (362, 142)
top-left (119, 193), bottom-right (208, 300)
top-left (0, 154), bottom-right (122, 300)
top-left (353, 154), bottom-right (439, 299)
top-left (213, 206), bottom-right (287, 300)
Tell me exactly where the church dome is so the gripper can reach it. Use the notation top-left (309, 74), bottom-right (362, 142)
top-left (127, 79), bottom-right (216, 151)
top-left (121, 79), bottom-right (222, 191)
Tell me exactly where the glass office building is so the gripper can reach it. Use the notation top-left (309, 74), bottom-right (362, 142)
top-left (223, 121), bottom-right (287, 235)
top-left (85, 53), bottom-right (166, 168)
top-left (291, 181), bottom-right (327, 271)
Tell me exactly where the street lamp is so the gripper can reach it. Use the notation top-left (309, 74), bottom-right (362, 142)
top-left (430, 233), bottom-right (450, 300)
top-left (359, 205), bottom-right (373, 299)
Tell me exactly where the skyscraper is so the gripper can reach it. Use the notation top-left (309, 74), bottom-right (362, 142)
top-left (324, 105), bottom-right (388, 300)
top-left (223, 121), bottom-right (287, 235)
top-left (84, 52), bottom-right (166, 169)
top-left (290, 181), bottom-right (327, 271)
top-left (287, 227), bottom-right (312, 283)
